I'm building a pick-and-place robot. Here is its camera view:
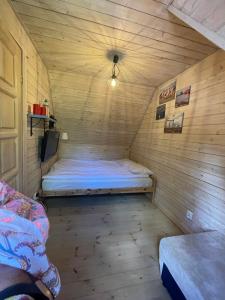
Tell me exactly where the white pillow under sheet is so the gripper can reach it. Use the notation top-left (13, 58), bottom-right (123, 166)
top-left (117, 159), bottom-right (153, 176)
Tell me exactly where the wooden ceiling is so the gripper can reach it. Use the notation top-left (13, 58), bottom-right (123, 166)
top-left (169, 0), bottom-right (225, 50)
top-left (10, 0), bottom-right (218, 150)
top-left (11, 0), bottom-right (217, 86)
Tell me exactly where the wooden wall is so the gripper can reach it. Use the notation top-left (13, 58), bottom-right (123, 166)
top-left (59, 143), bottom-right (129, 161)
top-left (0, 0), bottom-right (54, 197)
top-left (130, 49), bottom-right (225, 233)
top-left (26, 56), bottom-right (54, 196)
top-left (49, 70), bottom-right (154, 160)
top-left (11, 0), bottom-right (217, 161)
top-left (169, 0), bottom-right (225, 50)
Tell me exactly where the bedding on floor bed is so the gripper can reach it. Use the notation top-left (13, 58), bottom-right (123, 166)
top-left (159, 231), bottom-right (225, 300)
top-left (42, 159), bottom-right (153, 191)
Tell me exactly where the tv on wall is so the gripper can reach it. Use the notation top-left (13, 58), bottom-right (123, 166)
top-left (41, 130), bottom-right (60, 162)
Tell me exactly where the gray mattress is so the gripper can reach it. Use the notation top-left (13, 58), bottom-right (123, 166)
top-left (159, 231), bottom-right (225, 300)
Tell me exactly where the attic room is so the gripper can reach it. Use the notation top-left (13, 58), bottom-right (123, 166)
top-left (0, 0), bottom-right (225, 299)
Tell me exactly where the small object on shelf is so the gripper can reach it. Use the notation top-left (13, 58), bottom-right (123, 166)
top-left (42, 99), bottom-right (49, 116)
top-left (40, 106), bottom-right (47, 116)
top-left (33, 103), bottom-right (41, 115)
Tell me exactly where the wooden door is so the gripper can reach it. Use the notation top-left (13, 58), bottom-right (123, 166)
top-left (0, 25), bottom-right (22, 191)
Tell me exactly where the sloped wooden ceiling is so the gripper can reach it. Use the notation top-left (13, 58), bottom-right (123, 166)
top-left (10, 0), bottom-right (217, 150)
top-left (169, 0), bottom-right (225, 50)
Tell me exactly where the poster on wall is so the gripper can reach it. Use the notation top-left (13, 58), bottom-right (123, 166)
top-left (164, 112), bottom-right (184, 133)
top-left (159, 81), bottom-right (176, 104)
top-left (156, 104), bottom-right (166, 120)
top-left (175, 86), bottom-right (191, 107)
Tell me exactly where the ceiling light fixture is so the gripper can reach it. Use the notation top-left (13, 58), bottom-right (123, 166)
top-left (110, 54), bottom-right (120, 88)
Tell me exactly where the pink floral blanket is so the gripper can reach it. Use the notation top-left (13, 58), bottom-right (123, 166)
top-left (0, 181), bottom-right (61, 298)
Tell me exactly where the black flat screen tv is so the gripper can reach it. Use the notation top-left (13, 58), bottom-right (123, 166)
top-left (41, 130), bottom-right (60, 162)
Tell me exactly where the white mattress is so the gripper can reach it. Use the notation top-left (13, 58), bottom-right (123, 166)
top-left (42, 159), bottom-right (153, 191)
top-left (159, 231), bottom-right (225, 300)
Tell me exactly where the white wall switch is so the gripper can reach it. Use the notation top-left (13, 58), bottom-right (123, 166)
top-left (186, 210), bottom-right (193, 221)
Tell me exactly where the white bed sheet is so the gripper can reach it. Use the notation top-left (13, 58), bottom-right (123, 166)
top-left (159, 231), bottom-right (225, 300)
top-left (42, 159), bottom-right (153, 191)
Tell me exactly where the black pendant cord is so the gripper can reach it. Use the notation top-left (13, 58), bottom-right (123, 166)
top-left (112, 63), bottom-right (120, 77)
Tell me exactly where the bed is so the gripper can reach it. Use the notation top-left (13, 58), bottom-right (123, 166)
top-left (159, 231), bottom-right (225, 300)
top-left (41, 159), bottom-right (155, 197)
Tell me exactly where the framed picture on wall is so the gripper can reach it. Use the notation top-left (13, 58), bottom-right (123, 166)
top-left (175, 86), bottom-right (191, 107)
top-left (164, 112), bottom-right (184, 133)
top-left (159, 81), bottom-right (176, 104)
top-left (156, 104), bottom-right (166, 120)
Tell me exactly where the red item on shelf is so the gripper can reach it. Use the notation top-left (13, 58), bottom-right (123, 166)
top-left (33, 104), bottom-right (41, 115)
top-left (40, 106), bottom-right (47, 115)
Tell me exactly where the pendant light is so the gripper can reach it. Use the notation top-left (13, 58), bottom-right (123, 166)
top-left (110, 54), bottom-right (120, 88)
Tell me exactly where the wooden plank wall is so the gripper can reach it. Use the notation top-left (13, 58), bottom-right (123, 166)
top-left (130, 49), bottom-right (225, 233)
top-left (10, 0), bottom-right (217, 161)
top-left (59, 144), bottom-right (129, 161)
top-left (0, 0), bottom-right (54, 197)
top-left (169, 0), bottom-right (225, 50)
top-left (49, 70), bottom-right (154, 160)
top-left (26, 55), bottom-right (54, 196)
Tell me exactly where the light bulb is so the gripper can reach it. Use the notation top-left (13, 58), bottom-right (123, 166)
top-left (111, 78), bottom-right (117, 87)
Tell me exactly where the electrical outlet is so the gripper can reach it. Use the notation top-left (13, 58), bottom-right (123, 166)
top-left (186, 210), bottom-right (193, 221)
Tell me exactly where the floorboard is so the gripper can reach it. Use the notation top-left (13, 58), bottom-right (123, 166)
top-left (46, 194), bottom-right (182, 300)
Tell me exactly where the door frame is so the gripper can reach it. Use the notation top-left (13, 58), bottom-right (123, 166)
top-left (13, 34), bottom-right (24, 192)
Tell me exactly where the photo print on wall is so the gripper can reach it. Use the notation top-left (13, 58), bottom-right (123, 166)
top-left (175, 86), bottom-right (191, 107)
top-left (159, 81), bottom-right (176, 104)
top-left (156, 104), bottom-right (166, 120)
top-left (164, 112), bottom-right (184, 133)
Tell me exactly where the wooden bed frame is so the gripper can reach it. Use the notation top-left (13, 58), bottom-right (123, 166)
top-left (41, 174), bottom-right (156, 199)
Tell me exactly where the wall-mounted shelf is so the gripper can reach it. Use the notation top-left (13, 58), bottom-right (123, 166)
top-left (28, 113), bottom-right (56, 136)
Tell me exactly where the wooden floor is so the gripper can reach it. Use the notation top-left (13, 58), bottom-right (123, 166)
top-left (46, 194), bottom-right (182, 300)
